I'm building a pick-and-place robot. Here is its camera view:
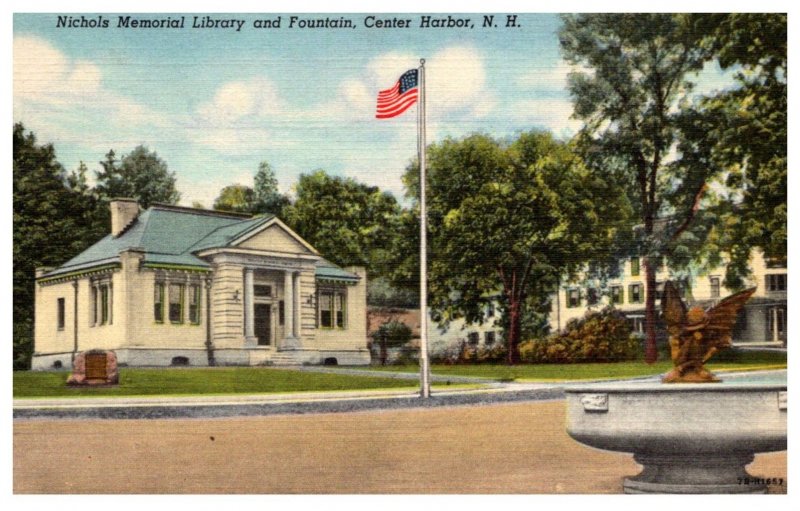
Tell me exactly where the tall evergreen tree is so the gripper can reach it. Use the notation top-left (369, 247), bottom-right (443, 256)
top-left (12, 124), bottom-right (102, 369)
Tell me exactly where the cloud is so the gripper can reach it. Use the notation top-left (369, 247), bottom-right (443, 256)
top-left (13, 35), bottom-right (167, 145)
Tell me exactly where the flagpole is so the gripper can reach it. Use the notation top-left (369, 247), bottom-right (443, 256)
top-left (418, 58), bottom-right (431, 399)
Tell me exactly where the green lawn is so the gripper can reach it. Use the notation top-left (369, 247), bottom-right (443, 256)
top-left (13, 366), bottom-right (423, 398)
top-left (362, 350), bottom-right (787, 382)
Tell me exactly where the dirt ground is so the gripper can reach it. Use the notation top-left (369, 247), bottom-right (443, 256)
top-left (14, 400), bottom-right (787, 494)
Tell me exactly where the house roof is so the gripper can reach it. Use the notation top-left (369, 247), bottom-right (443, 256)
top-left (41, 205), bottom-right (359, 282)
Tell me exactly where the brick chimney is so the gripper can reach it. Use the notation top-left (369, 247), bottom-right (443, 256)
top-left (110, 198), bottom-right (140, 237)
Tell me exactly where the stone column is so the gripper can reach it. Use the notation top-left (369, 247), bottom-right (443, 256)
top-left (244, 268), bottom-right (256, 345)
top-left (283, 271), bottom-right (296, 347)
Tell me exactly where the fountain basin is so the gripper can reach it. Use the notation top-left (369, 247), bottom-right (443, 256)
top-left (565, 378), bottom-right (787, 494)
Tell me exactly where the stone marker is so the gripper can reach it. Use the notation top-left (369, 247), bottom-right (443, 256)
top-left (67, 350), bottom-right (119, 386)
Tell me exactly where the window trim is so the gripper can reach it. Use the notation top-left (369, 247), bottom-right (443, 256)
top-left (57, 297), bottom-right (66, 331)
top-left (628, 283), bottom-right (643, 304)
top-left (566, 288), bottom-right (580, 308)
top-left (610, 285), bottom-right (624, 305)
top-left (169, 283), bottom-right (185, 324)
top-left (317, 287), bottom-right (348, 330)
top-left (188, 284), bottom-right (201, 325)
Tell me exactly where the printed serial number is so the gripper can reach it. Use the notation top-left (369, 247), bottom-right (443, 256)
top-left (737, 477), bottom-right (784, 486)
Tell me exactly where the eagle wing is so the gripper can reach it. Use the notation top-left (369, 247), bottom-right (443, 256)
top-left (661, 281), bottom-right (687, 336)
top-left (704, 287), bottom-right (757, 346)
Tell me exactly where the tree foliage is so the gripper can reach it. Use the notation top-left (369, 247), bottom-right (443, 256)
top-left (689, 14), bottom-right (787, 288)
top-left (95, 145), bottom-right (180, 207)
top-left (403, 131), bottom-right (631, 364)
top-left (560, 13), bottom-right (726, 363)
top-left (212, 161), bottom-right (290, 217)
top-left (12, 124), bottom-right (104, 369)
top-left (283, 170), bottom-right (403, 277)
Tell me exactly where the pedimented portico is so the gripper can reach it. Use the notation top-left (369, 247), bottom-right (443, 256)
top-left (33, 201), bottom-right (369, 369)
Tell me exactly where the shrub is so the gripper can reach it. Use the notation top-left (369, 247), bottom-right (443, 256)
top-left (430, 339), bottom-right (508, 365)
top-left (519, 306), bottom-right (640, 363)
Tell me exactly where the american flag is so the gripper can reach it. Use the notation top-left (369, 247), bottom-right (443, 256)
top-left (375, 69), bottom-right (419, 119)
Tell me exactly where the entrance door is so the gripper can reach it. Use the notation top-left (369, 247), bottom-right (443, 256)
top-left (254, 303), bottom-right (272, 346)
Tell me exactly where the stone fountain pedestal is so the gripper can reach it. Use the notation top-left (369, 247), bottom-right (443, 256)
top-left (565, 381), bottom-right (787, 494)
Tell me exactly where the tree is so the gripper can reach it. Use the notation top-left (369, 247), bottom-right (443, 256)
top-left (212, 162), bottom-right (291, 217)
top-left (253, 162), bottom-right (291, 217)
top-left (213, 184), bottom-right (256, 213)
top-left (13, 124), bottom-right (103, 369)
top-left (689, 14), bottom-right (787, 288)
top-left (283, 170), bottom-right (403, 277)
top-left (95, 145), bottom-right (180, 207)
top-left (403, 131), bottom-right (630, 364)
top-left (560, 14), bottom-right (722, 363)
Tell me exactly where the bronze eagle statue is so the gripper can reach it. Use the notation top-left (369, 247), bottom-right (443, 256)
top-left (661, 281), bottom-right (756, 383)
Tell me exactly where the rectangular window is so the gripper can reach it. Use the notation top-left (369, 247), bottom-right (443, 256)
top-left (100, 284), bottom-right (109, 325)
top-left (468, 332), bottom-right (480, 345)
top-left (566, 289), bottom-right (580, 308)
top-left (766, 274), bottom-right (787, 292)
top-left (484, 331), bottom-right (496, 345)
top-left (188, 284), bottom-right (201, 324)
top-left (630, 257), bottom-right (640, 276)
top-left (319, 292), bottom-right (333, 328)
top-left (610, 286), bottom-right (623, 305)
top-left (587, 288), bottom-right (599, 306)
top-left (91, 287), bottom-right (98, 325)
top-left (57, 298), bottom-right (65, 330)
top-left (318, 289), bottom-right (347, 329)
top-left (486, 302), bottom-right (495, 318)
top-left (279, 300), bottom-right (285, 326)
top-left (169, 283), bottom-right (184, 324)
top-left (710, 277), bottom-right (720, 298)
top-left (628, 283), bottom-right (643, 304)
top-left (335, 292), bottom-right (346, 328)
top-left (154, 283), bottom-right (165, 323)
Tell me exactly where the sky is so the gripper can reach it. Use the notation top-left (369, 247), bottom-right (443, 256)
top-left (13, 11), bottom-right (736, 207)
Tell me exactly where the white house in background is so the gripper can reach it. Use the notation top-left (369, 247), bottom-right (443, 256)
top-left (551, 250), bottom-right (787, 347)
top-left (33, 199), bottom-right (370, 369)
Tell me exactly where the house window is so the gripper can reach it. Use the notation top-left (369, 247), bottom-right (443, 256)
top-left (468, 332), bottom-right (480, 345)
top-left (766, 274), bottom-right (787, 292)
top-left (154, 283), bottom-right (165, 323)
top-left (628, 283), bottom-right (643, 304)
top-left (768, 307), bottom-right (786, 340)
top-left (279, 300), bottom-right (285, 326)
top-left (610, 285), bottom-right (623, 305)
top-left (318, 288), bottom-right (347, 329)
top-left (92, 286), bottom-right (98, 325)
top-left (486, 302), bottom-right (495, 318)
top-left (91, 282), bottom-right (111, 325)
top-left (188, 284), bottom-right (201, 324)
top-left (587, 288), bottom-right (599, 306)
top-left (630, 257), bottom-right (640, 276)
top-left (709, 277), bottom-right (720, 298)
top-left (566, 289), bottom-right (580, 308)
top-left (57, 298), bottom-right (65, 330)
top-left (335, 293), bottom-right (346, 328)
top-left (485, 331), bottom-right (496, 345)
top-left (169, 283), bottom-right (184, 324)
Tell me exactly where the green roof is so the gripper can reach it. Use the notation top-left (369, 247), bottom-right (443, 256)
top-left (41, 205), bottom-right (359, 283)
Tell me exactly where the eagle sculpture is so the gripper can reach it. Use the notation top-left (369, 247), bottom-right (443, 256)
top-left (661, 281), bottom-right (756, 383)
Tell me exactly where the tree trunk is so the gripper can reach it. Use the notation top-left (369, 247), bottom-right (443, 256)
top-left (644, 256), bottom-right (659, 364)
top-left (380, 338), bottom-right (387, 366)
top-left (506, 296), bottom-right (522, 365)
